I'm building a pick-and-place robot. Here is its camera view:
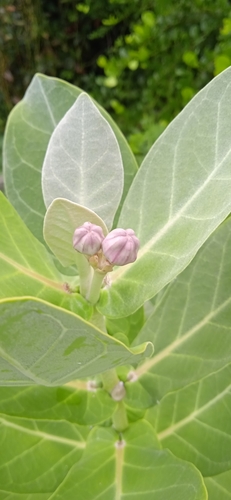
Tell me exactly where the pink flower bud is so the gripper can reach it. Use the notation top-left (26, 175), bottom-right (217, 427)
top-left (102, 228), bottom-right (140, 266)
top-left (73, 222), bottom-right (104, 255)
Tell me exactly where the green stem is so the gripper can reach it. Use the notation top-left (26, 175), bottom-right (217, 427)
top-left (86, 269), bottom-right (104, 304)
top-left (75, 253), bottom-right (93, 298)
top-left (91, 309), bottom-right (129, 434)
top-left (90, 308), bottom-right (106, 331)
top-left (113, 401), bottom-right (128, 432)
top-left (101, 368), bottom-right (120, 393)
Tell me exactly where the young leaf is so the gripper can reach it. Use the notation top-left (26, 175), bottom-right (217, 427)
top-left (205, 469), bottom-right (231, 499)
top-left (147, 363), bottom-right (231, 477)
top-left (98, 67), bottom-right (231, 317)
top-left (3, 74), bottom-right (137, 242)
top-left (127, 217), bottom-right (231, 398)
top-left (0, 297), bottom-right (153, 386)
top-left (0, 385), bottom-right (116, 426)
top-left (43, 198), bottom-right (108, 268)
top-left (42, 93), bottom-right (124, 229)
top-left (0, 193), bottom-right (92, 318)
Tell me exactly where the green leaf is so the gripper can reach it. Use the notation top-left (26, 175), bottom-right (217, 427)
top-left (0, 384), bottom-right (116, 426)
top-left (146, 363), bottom-right (231, 477)
top-left (0, 192), bottom-right (92, 318)
top-left (45, 421), bottom-right (207, 499)
top-left (98, 67), bottom-right (231, 317)
top-left (0, 418), bottom-right (207, 499)
top-left (182, 51), bottom-right (199, 68)
top-left (43, 198), bottom-right (108, 268)
top-left (214, 55), bottom-right (231, 76)
top-left (131, 217), bottom-right (231, 398)
top-left (3, 74), bottom-right (137, 243)
top-left (0, 413), bottom-right (89, 498)
top-left (0, 297), bottom-right (153, 386)
top-left (42, 93), bottom-right (123, 230)
top-left (205, 469), bottom-right (231, 499)
top-left (106, 306), bottom-right (145, 345)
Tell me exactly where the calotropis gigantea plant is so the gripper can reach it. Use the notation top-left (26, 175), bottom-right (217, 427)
top-left (2, 69), bottom-right (231, 500)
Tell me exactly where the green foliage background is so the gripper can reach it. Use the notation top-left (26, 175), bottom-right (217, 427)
top-left (1, 0), bottom-right (231, 164)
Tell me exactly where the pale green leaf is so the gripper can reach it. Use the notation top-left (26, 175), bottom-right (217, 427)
top-left (205, 470), bottom-right (231, 499)
top-left (146, 363), bottom-right (231, 477)
top-left (0, 384), bottom-right (116, 425)
top-left (0, 193), bottom-right (92, 318)
top-left (0, 419), bottom-right (207, 499)
top-left (98, 67), bottom-right (231, 317)
top-left (42, 93), bottom-right (123, 229)
top-left (130, 217), bottom-right (231, 397)
top-left (43, 198), bottom-right (108, 268)
top-left (3, 74), bottom-right (137, 242)
top-left (0, 297), bottom-right (153, 386)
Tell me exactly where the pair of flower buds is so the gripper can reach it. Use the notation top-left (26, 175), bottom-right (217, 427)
top-left (73, 222), bottom-right (140, 268)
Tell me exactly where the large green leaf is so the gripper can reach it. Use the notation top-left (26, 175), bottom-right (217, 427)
top-left (42, 93), bottom-right (123, 229)
top-left (205, 470), bottom-right (231, 499)
top-left (0, 297), bottom-right (153, 386)
top-left (3, 74), bottom-right (137, 242)
top-left (98, 67), bottom-right (231, 317)
top-left (146, 363), bottom-right (231, 477)
top-left (130, 217), bottom-right (231, 398)
top-left (0, 414), bottom-right (88, 498)
top-left (0, 192), bottom-right (92, 318)
top-left (0, 417), bottom-right (207, 499)
top-left (0, 385), bottom-right (116, 425)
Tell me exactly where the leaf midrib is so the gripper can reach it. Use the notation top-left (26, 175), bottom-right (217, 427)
top-left (136, 295), bottom-right (231, 378)
top-left (113, 122), bottom-right (231, 283)
top-left (158, 379), bottom-right (231, 440)
top-left (0, 251), bottom-right (63, 291)
top-left (0, 416), bottom-right (85, 449)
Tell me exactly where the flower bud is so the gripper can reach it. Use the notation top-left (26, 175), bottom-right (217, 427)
top-left (73, 222), bottom-right (104, 255)
top-left (102, 228), bottom-right (140, 266)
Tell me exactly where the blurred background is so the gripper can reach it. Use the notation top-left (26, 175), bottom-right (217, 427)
top-left (1, 0), bottom-right (231, 173)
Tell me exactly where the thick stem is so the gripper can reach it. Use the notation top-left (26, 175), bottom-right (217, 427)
top-left (75, 253), bottom-right (93, 298)
top-left (91, 306), bottom-right (129, 434)
top-left (86, 269), bottom-right (104, 304)
top-left (113, 401), bottom-right (128, 432)
top-left (90, 308), bottom-right (106, 331)
top-left (101, 368), bottom-right (120, 393)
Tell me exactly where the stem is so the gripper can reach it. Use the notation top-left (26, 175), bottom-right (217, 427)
top-left (75, 253), bottom-right (93, 298)
top-left (90, 305), bottom-right (129, 434)
top-left (101, 368), bottom-right (120, 393)
top-left (86, 269), bottom-right (104, 304)
top-left (113, 401), bottom-right (128, 432)
top-left (90, 308), bottom-right (106, 331)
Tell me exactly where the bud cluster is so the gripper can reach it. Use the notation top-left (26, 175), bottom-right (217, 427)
top-left (73, 222), bottom-right (139, 271)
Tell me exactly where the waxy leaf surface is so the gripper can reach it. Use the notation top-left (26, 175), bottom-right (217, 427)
top-left (0, 297), bottom-right (153, 386)
top-left (148, 363), bottom-right (231, 477)
top-left (132, 218), bottom-right (231, 398)
top-left (0, 416), bottom-right (207, 499)
top-left (0, 193), bottom-right (91, 318)
top-left (0, 414), bottom-right (88, 498)
top-left (98, 67), bottom-right (231, 317)
top-left (0, 384), bottom-right (116, 426)
top-left (43, 198), bottom-right (108, 268)
top-left (42, 93), bottom-right (123, 229)
top-left (205, 470), bottom-right (231, 499)
top-left (3, 74), bottom-right (137, 242)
